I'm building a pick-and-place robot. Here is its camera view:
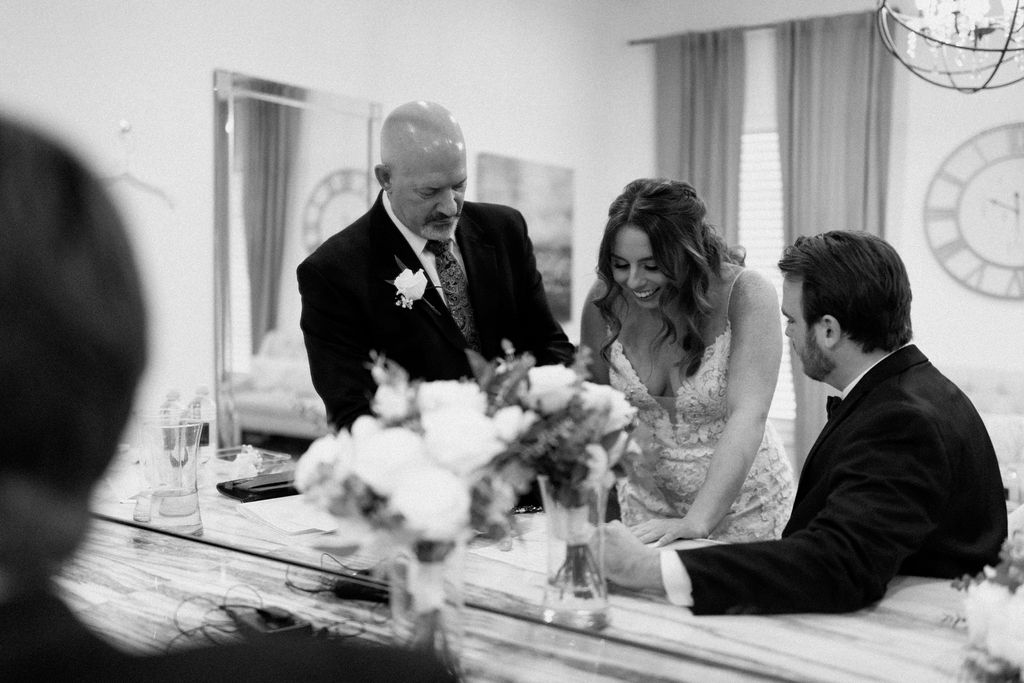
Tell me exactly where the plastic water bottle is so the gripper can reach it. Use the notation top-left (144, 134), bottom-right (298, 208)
top-left (134, 390), bottom-right (183, 522)
top-left (185, 385), bottom-right (217, 463)
top-left (159, 389), bottom-right (185, 424)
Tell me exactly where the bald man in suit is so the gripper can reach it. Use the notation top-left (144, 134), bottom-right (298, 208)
top-left (298, 101), bottom-right (574, 430)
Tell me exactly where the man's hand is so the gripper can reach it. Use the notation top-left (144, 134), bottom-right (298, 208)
top-left (602, 520), bottom-right (664, 593)
top-left (629, 517), bottom-right (709, 546)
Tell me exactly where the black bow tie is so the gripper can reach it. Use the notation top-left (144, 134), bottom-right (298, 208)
top-left (826, 395), bottom-right (843, 420)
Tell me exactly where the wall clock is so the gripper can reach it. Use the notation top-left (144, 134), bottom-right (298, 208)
top-left (301, 168), bottom-right (371, 253)
top-left (923, 121), bottom-right (1024, 300)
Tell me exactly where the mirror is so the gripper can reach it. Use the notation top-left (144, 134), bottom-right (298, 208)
top-left (213, 70), bottom-right (381, 454)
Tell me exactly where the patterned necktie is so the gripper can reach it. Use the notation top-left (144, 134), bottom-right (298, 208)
top-left (425, 239), bottom-right (480, 352)
top-left (826, 395), bottom-right (843, 420)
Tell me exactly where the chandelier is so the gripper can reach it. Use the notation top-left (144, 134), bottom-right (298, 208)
top-left (876, 0), bottom-right (1024, 92)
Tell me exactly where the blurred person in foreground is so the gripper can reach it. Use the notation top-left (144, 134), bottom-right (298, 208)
top-left (602, 230), bottom-right (1006, 614)
top-left (0, 113), bottom-right (453, 681)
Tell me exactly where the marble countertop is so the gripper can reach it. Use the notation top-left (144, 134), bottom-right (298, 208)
top-left (61, 451), bottom-right (975, 681)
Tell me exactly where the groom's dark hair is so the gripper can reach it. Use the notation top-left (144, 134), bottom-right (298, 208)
top-left (778, 230), bottom-right (912, 353)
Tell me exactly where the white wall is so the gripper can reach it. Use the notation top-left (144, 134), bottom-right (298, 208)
top-left (887, 72), bottom-right (1024, 376)
top-left (0, 0), bottom-right (1020, 419)
top-left (0, 0), bottom-right (654, 415)
top-left (606, 0), bottom-right (1024, 377)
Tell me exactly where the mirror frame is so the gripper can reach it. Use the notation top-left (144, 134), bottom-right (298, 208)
top-left (212, 70), bottom-right (381, 449)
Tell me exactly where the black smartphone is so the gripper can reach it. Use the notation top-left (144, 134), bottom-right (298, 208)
top-left (215, 471), bottom-right (298, 503)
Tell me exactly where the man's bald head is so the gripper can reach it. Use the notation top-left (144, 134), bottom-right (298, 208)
top-left (375, 101), bottom-right (468, 241)
top-left (380, 101), bottom-right (465, 169)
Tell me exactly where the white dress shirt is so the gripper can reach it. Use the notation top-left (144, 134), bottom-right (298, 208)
top-left (382, 191), bottom-right (467, 307)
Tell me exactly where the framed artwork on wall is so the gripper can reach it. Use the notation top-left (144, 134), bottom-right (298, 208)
top-left (476, 153), bottom-right (574, 323)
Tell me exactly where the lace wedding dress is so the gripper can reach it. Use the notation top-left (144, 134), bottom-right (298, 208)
top-left (610, 322), bottom-right (796, 542)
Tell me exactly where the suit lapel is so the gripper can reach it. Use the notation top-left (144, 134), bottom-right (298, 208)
top-left (456, 215), bottom-right (500, 358)
top-left (801, 345), bottom-right (929, 470)
top-left (368, 195), bottom-right (467, 351)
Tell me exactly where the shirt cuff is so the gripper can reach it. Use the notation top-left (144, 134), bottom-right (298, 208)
top-left (660, 550), bottom-right (694, 607)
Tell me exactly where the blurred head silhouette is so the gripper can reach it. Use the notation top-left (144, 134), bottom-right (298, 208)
top-left (0, 113), bottom-right (147, 592)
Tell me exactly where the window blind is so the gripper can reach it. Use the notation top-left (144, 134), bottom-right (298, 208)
top-left (738, 130), bottom-right (796, 422)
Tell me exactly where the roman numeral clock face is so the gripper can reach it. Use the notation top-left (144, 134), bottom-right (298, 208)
top-left (924, 122), bottom-right (1024, 299)
top-left (301, 168), bottom-right (370, 253)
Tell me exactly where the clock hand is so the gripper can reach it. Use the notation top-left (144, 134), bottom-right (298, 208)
top-left (988, 197), bottom-right (1020, 215)
top-left (1016, 191), bottom-right (1022, 237)
top-left (988, 194), bottom-right (1023, 242)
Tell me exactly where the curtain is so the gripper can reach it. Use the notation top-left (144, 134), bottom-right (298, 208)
top-left (776, 11), bottom-right (894, 468)
top-left (240, 95), bottom-right (300, 355)
top-left (655, 28), bottom-right (745, 245)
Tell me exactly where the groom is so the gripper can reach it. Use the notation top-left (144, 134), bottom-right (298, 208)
top-left (602, 231), bottom-right (1006, 614)
top-left (298, 100), bottom-right (574, 430)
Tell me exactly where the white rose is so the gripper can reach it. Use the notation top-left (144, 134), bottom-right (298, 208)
top-left (491, 405), bottom-right (537, 442)
top-left (373, 383), bottom-right (413, 422)
top-left (581, 381), bottom-right (636, 434)
top-left (394, 268), bottom-right (428, 300)
top-left (421, 407), bottom-right (504, 475)
top-left (525, 364), bottom-right (579, 413)
top-left (350, 414), bottom-right (382, 443)
top-left (416, 380), bottom-right (487, 414)
top-left (294, 432), bottom-right (354, 506)
top-left (352, 426), bottom-right (429, 495)
top-left (388, 465), bottom-right (470, 540)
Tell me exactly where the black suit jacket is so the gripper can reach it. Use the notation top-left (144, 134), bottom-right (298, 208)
top-left (677, 345), bottom-right (1005, 614)
top-left (0, 590), bottom-right (454, 682)
top-left (298, 193), bottom-right (574, 429)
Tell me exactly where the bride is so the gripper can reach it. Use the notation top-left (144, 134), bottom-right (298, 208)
top-left (581, 178), bottom-right (795, 544)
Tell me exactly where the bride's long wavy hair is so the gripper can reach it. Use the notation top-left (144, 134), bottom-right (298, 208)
top-left (594, 178), bottom-right (744, 378)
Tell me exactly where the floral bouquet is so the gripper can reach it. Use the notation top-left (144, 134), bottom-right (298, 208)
top-left (474, 346), bottom-right (636, 630)
top-left (293, 350), bottom-right (544, 672)
top-left (294, 342), bottom-right (636, 635)
top-left (294, 351), bottom-right (538, 549)
top-left (955, 532), bottom-right (1024, 681)
top-left (497, 356), bottom-right (636, 507)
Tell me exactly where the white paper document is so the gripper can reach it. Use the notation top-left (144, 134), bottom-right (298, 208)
top-left (236, 495), bottom-right (339, 535)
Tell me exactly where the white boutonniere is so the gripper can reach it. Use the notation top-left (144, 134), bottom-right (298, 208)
top-left (388, 256), bottom-right (439, 313)
top-left (392, 267), bottom-right (428, 308)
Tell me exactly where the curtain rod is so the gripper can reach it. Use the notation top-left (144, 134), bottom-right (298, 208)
top-left (628, 10), bottom-right (870, 45)
top-left (628, 20), bottom-right (779, 45)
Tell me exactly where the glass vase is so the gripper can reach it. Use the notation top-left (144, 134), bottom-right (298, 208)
top-left (389, 538), bottom-right (464, 677)
top-left (538, 475), bottom-right (610, 630)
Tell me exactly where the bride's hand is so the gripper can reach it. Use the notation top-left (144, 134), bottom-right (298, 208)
top-left (629, 517), bottom-right (710, 546)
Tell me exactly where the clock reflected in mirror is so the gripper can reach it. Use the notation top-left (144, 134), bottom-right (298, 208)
top-left (924, 121), bottom-right (1024, 300)
top-left (302, 168), bottom-right (371, 253)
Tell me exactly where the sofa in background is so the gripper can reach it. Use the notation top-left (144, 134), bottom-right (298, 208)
top-left (226, 329), bottom-right (330, 445)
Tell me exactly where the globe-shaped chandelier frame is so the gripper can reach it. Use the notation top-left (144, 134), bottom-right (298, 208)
top-left (876, 0), bottom-right (1024, 93)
